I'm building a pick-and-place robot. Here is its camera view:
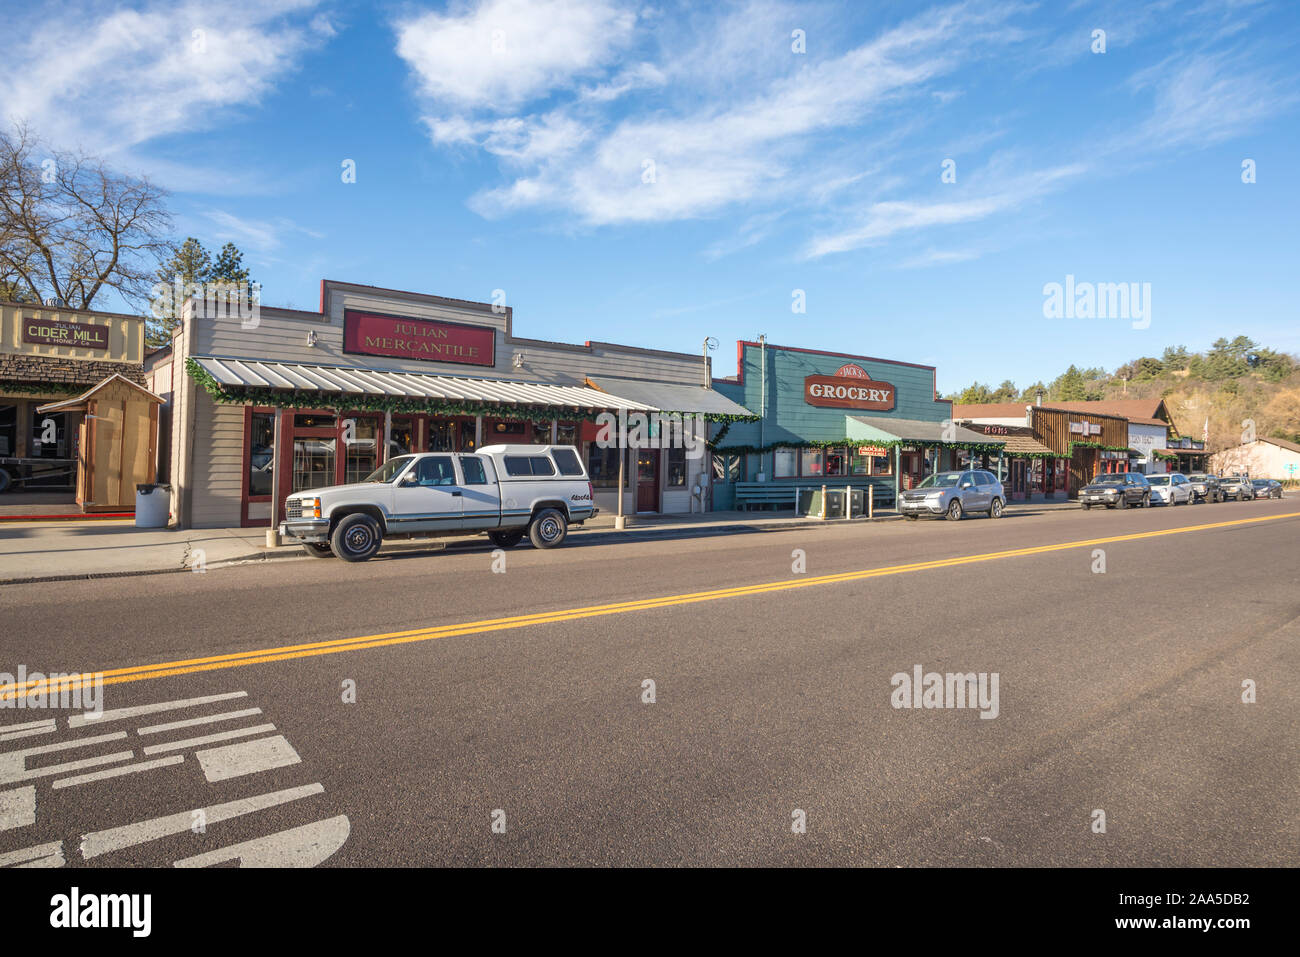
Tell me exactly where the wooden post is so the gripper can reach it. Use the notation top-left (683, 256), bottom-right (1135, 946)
top-left (475, 415), bottom-right (483, 450)
top-left (845, 484), bottom-right (851, 519)
top-left (868, 483), bottom-right (874, 519)
top-left (615, 443), bottom-right (627, 530)
top-left (382, 410), bottom-right (392, 465)
top-left (820, 484), bottom-right (826, 520)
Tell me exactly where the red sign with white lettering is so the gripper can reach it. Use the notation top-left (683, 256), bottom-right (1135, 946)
top-left (343, 310), bottom-right (495, 367)
top-left (804, 371), bottom-right (896, 411)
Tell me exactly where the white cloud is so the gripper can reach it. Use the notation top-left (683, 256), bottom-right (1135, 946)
top-left (398, 1), bottom-right (1032, 226)
top-left (0, 0), bottom-right (330, 154)
top-left (804, 163), bottom-right (1085, 259)
top-left (394, 0), bottom-right (636, 110)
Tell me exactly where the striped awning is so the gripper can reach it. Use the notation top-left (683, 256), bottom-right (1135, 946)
top-left (190, 356), bottom-right (657, 412)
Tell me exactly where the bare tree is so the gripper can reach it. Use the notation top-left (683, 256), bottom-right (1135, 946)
top-left (0, 122), bottom-right (172, 310)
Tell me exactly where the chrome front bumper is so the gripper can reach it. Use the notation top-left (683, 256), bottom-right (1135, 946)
top-left (279, 519), bottom-right (329, 543)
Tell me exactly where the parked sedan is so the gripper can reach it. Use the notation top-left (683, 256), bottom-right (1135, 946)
top-left (1251, 478), bottom-right (1284, 499)
top-left (1079, 472), bottom-right (1151, 509)
top-left (899, 469), bottom-right (1006, 521)
top-left (1146, 472), bottom-right (1193, 505)
top-left (1217, 475), bottom-right (1256, 501)
top-left (1185, 472), bottom-right (1223, 503)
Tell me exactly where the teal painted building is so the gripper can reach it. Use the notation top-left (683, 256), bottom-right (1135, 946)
top-left (710, 340), bottom-right (1003, 510)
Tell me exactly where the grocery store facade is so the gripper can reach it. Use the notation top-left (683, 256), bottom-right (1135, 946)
top-left (709, 340), bottom-right (1005, 511)
top-left (147, 280), bottom-right (752, 529)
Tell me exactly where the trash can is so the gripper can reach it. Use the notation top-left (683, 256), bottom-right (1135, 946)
top-left (135, 483), bottom-right (172, 528)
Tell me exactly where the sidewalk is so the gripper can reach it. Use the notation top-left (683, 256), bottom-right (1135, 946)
top-left (0, 500), bottom-right (1079, 586)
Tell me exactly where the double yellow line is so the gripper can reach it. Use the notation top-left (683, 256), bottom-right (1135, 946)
top-left (4, 510), bottom-right (1297, 702)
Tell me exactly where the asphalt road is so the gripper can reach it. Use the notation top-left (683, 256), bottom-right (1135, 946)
top-left (2, 498), bottom-right (1297, 867)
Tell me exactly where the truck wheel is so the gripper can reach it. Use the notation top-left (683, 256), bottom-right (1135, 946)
top-left (302, 542), bottom-right (334, 558)
top-left (0, 468), bottom-right (10, 494)
top-left (331, 513), bottom-right (382, 562)
top-left (489, 530), bottom-right (525, 548)
top-left (528, 508), bottom-right (568, 549)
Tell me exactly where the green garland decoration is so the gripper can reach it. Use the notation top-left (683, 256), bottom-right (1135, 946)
top-left (186, 358), bottom-right (757, 424)
top-left (712, 436), bottom-right (1011, 457)
top-left (1067, 441), bottom-right (1132, 454)
top-left (0, 379), bottom-right (95, 397)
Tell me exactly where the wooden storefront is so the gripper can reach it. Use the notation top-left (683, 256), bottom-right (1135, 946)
top-left (1029, 407), bottom-right (1129, 498)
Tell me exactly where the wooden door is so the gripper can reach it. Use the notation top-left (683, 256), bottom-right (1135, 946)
top-left (636, 449), bottom-right (660, 512)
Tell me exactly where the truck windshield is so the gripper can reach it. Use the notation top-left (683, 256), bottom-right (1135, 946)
top-left (363, 456), bottom-right (414, 483)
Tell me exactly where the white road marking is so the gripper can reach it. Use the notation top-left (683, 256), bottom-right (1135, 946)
top-left (141, 723), bottom-right (275, 756)
top-left (196, 736), bottom-right (300, 782)
top-left (80, 783), bottom-right (324, 860)
top-left (0, 840), bottom-right (64, 867)
top-left (0, 726), bottom-right (57, 743)
top-left (68, 691), bottom-right (248, 728)
top-left (0, 719), bottom-right (57, 743)
top-left (173, 815), bottom-right (350, 868)
top-left (137, 707), bottom-right (263, 736)
top-left (52, 755), bottom-right (184, 789)
top-left (0, 732), bottom-right (133, 785)
top-left (0, 787), bottom-right (36, 830)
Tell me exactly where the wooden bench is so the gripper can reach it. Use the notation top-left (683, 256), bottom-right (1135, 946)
top-left (733, 481), bottom-right (897, 512)
top-left (734, 483), bottom-right (799, 511)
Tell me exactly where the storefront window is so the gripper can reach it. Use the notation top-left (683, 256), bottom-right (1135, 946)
top-left (587, 445), bottom-right (623, 488)
top-left (824, 447), bottom-right (846, 477)
top-left (556, 422), bottom-right (578, 447)
top-left (667, 447), bottom-right (686, 487)
top-left (389, 417), bottom-right (415, 457)
top-left (800, 448), bottom-right (823, 477)
top-left (0, 404), bottom-right (17, 457)
top-left (774, 449), bottom-right (796, 478)
top-left (429, 420), bottom-right (456, 452)
top-left (460, 420), bottom-right (478, 451)
top-left (712, 454), bottom-right (727, 482)
top-left (293, 437), bottom-right (336, 493)
top-left (344, 417), bottom-right (378, 485)
top-left (248, 412), bottom-right (274, 497)
top-left (29, 409), bottom-right (69, 458)
top-left (1055, 459), bottom-right (1067, 491)
top-left (1029, 457), bottom-right (1044, 492)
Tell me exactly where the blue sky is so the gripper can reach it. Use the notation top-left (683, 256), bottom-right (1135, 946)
top-left (5, 0), bottom-right (1298, 392)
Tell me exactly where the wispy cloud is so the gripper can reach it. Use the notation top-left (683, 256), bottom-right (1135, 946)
top-left (0, 0), bottom-right (332, 154)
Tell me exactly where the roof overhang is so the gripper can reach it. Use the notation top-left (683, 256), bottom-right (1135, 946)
top-left (585, 375), bottom-right (755, 418)
top-left (846, 415), bottom-right (1007, 446)
top-left (188, 356), bottom-right (657, 413)
top-left (36, 373), bottom-right (165, 414)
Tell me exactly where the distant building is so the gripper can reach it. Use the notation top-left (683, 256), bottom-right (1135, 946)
top-left (1209, 437), bottom-right (1300, 480)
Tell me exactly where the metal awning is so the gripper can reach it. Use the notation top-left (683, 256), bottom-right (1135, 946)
top-left (190, 357), bottom-right (657, 412)
top-left (846, 415), bottom-right (1007, 445)
top-left (585, 376), bottom-right (755, 418)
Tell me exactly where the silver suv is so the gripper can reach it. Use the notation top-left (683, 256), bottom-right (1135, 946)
top-left (900, 469), bottom-right (1006, 521)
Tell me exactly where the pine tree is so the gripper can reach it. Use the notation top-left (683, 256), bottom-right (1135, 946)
top-left (150, 238), bottom-right (211, 344)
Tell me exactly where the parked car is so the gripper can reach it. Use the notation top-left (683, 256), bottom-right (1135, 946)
top-left (1251, 478), bottom-right (1283, 499)
top-left (278, 444), bottom-right (596, 561)
top-left (1185, 472), bottom-right (1223, 503)
top-left (1079, 472), bottom-right (1151, 509)
top-left (1146, 472), bottom-right (1193, 506)
top-left (899, 469), bottom-right (1005, 521)
top-left (1217, 474), bottom-right (1256, 501)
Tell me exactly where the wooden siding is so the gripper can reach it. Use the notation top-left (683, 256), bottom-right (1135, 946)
top-left (713, 342), bottom-right (950, 449)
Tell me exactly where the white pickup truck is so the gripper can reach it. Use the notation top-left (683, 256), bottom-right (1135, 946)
top-left (278, 444), bottom-right (597, 562)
